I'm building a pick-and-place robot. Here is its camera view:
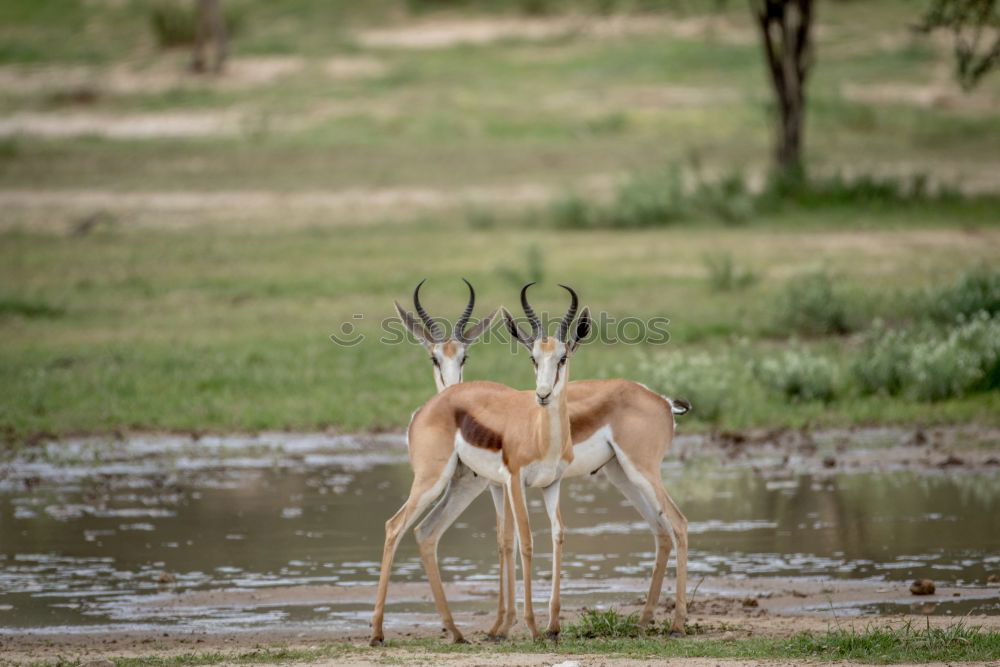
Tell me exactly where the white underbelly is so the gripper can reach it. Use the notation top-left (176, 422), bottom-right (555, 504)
top-left (563, 426), bottom-right (615, 478)
top-left (455, 435), bottom-right (508, 485)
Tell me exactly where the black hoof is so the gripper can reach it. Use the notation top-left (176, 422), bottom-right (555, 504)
top-left (369, 638), bottom-right (384, 647)
top-left (669, 630), bottom-right (686, 638)
top-left (453, 636), bottom-right (469, 645)
top-left (545, 630), bottom-right (560, 641)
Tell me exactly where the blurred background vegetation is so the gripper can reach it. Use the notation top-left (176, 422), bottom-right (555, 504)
top-left (0, 0), bottom-right (998, 441)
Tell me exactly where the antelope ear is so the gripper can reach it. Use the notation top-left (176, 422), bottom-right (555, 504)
top-left (460, 307), bottom-right (498, 344)
top-left (568, 307), bottom-right (592, 353)
top-left (501, 307), bottom-right (533, 351)
top-left (395, 300), bottom-right (434, 348)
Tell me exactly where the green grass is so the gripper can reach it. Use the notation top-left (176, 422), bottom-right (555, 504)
top-left (1, 2), bottom-right (1000, 441)
top-left (41, 623), bottom-right (1000, 665)
top-left (1, 218), bottom-right (999, 442)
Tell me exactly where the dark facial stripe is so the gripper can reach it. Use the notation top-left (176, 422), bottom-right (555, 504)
top-left (455, 409), bottom-right (503, 452)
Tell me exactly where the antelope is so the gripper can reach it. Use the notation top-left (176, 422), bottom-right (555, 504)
top-left (372, 283), bottom-right (691, 645)
top-left (393, 278), bottom-right (496, 392)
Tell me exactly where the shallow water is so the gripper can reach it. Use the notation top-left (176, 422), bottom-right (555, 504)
top-left (1, 432), bottom-right (998, 632)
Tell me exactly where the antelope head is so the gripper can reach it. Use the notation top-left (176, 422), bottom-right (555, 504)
top-left (502, 283), bottom-right (591, 406)
top-left (395, 279), bottom-right (497, 392)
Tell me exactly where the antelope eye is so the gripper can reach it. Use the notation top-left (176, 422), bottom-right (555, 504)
top-left (559, 356), bottom-right (568, 365)
top-left (431, 357), bottom-right (440, 367)
top-left (460, 356), bottom-right (467, 366)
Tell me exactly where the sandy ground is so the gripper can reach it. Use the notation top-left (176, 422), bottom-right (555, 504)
top-left (356, 14), bottom-right (754, 50)
top-left (3, 575), bottom-right (998, 665)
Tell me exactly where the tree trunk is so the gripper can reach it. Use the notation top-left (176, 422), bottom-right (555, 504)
top-left (192, 0), bottom-right (227, 74)
top-left (751, 0), bottom-right (814, 181)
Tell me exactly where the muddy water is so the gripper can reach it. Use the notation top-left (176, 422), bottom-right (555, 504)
top-left (1, 432), bottom-right (998, 633)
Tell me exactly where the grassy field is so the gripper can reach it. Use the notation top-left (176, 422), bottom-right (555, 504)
top-left (1, 0), bottom-right (999, 442)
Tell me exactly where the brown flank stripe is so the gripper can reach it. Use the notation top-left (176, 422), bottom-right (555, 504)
top-left (456, 409), bottom-right (503, 452)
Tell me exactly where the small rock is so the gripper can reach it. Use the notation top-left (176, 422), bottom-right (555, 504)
top-left (938, 455), bottom-right (964, 467)
top-left (910, 579), bottom-right (936, 595)
top-left (741, 597), bottom-right (759, 608)
top-left (986, 574), bottom-right (999, 585)
top-left (157, 571), bottom-right (175, 584)
top-left (822, 456), bottom-right (837, 468)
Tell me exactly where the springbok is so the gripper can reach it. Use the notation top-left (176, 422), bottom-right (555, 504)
top-left (394, 279), bottom-right (496, 391)
top-left (372, 284), bottom-right (691, 645)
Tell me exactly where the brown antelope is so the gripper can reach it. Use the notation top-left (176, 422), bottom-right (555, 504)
top-left (371, 284), bottom-right (691, 645)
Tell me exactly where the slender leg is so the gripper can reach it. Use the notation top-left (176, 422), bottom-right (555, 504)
top-left (506, 470), bottom-right (540, 640)
top-left (609, 445), bottom-right (689, 635)
top-left (497, 484), bottom-right (517, 637)
top-left (414, 463), bottom-right (488, 643)
top-left (370, 454), bottom-right (456, 646)
top-left (652, 483), bottom-right (688, 634)
top-left (603, 458), bottom-right (672, 628)
top-left (487, 484), bottom-right (510, 639)
top-left (541, 480), bottom-right (564, 639)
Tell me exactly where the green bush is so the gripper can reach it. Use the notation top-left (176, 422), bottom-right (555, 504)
top-left (923, 266), bottom-right (1000, 323)
top-left (852, 322), bottom-right (911, 396)
top-left (852, 312), bottom-right (1000, 401)
top-left (606, 167), bottom-right (688, 229)
top-left (149, 1), bottom-right (242, 49)
top-left (906, 312), bottom-right (1000, 401)
top-left (549, 192), bottom-right (597, 229)
top-left (692, 169), bottom-right (755, 224)
top-left (761, 171), bottom-right (961, 210)
top-left (754, 349), bottom-right (838, 402)
top-left (638, 351), bottom-right (733, 421)
top-left (703, 252), bottom-right (758, 291)
top-left (774, 270), bottom-right (856, 336)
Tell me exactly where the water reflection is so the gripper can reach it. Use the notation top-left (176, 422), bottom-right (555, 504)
top-left (1, 434), bottom-right (998, 630)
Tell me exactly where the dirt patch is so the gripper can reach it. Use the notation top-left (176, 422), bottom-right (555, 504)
top-left (0, 181), bottom-right (570, 229)
top-left (0, 56), bottom-right (304, 97)
top-left (356, 14), bottom-right (753, 50)
top-left (324, 56), bottom-right (389, 80)
top-left (0, 110), bottom-right (246, 138)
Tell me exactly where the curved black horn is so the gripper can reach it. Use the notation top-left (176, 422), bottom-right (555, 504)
top-left (557, 284), bottom-right (579, 342)
top-left (454, 278), bottom-right (475, 342)
top-left (413, 279), bottom-right (443, 342)
top-left (520, 282), bottom-right (542, 340)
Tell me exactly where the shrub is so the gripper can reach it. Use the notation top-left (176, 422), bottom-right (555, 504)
top-left (494, 243), bottom-right (545, 289)
top-left (638, 351), bottom-right (733, 422)
top-left (0, 296), bottom-right (64, 319)
top-left (754, 349), bottom-right (838, 402)
top-left (549, 192), bottom-right (596, 230)
top-left (150, 1), bottom-right (241, 49)
top-left (761, 171), bottom-right (961, 210)
top-left (906, 312), bottom-right (1000, 400)
top-left (852, 322), bottom-right (912, 396)
top-left (774, 270), bottom-right (856, 336)
top-left (852, 312), bottom-right (1000, 401)
top-left (703, 252), bottom-right (758, 291)
top-left (692, 169), bottom-right (755, 224)
top-left (606, 167), bottom-right (687, 229)
top-left (923, 266), bottom-right (1000, 323)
